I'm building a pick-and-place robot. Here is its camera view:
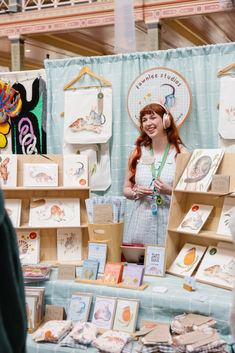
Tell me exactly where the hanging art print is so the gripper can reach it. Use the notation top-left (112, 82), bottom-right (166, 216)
top-left (63, 87), bottom-right (112, 144)
top-left (0, 81), bottom-right (22, 149)
top-left (0, 69), bottom-right (47, 154)
top-left (127, 67), bottom-right (192, 129)
top-left (218, 76), bottom-right (235, 139)
top-left (12, 75), bottom-right (47, 154)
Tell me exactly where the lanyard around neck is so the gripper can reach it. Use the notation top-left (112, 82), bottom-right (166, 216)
top-left (149, 143), bottom-right (171, 179)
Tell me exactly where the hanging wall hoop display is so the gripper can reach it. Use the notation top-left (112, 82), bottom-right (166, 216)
top-left (127, 67), bottom-right (192, 129)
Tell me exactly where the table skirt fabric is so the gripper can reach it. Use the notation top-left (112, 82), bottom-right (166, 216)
top-left (26, 268), bottom-right (234, 353)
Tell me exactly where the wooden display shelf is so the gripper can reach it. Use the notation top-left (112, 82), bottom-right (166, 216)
top-left (75, 277), bottom-right (148, 290)
top-left (168, 228), bottom-right (233, 243)
top-left (3, 154), bottom-right (90, 264)
top-left (165, 152), bottom-right (235, 290)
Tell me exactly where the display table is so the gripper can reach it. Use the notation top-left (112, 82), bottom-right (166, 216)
top-left (26, 268), bottom-right (234, 353)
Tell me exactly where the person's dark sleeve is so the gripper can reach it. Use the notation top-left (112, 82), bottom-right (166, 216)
top-left (0, 189), bottom-right (27, 353)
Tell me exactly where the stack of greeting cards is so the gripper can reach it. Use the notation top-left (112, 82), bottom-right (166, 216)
top-left (175, 149), bottom-right (224, 192)
top-left (57, 228), bottom-right (82, 263)
top-left (81, 259), bottom-right (99, 280)
top-left (63, 154), bottom-right (88, 187)
top-left (88, 242), bottom-right (107, 273)
top-left (5, 199), bottom-right (21, 227)
top-left (123, 264), bottom-right (145, 287)
top-left (25, 286), bottom-right (45, 331)
top-left (102, 262), bottom-right (124, 284)
top-left (22, 264), bottom-right (52, 282)
top-left (17, 230), bottom-right (40, 264)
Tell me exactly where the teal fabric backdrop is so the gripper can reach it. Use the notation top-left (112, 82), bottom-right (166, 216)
top-left (45, 42), bottom-right (235, 237)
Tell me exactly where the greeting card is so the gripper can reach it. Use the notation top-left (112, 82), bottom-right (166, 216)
top-left (175, 149), bottom-right (224, 192)
top-left (168, 243), bottom-right (207, 277)
top-left (123, 264), bottom-right (145, 287)
top-left (195, 245), bottom-right (235, 289)
top-left (102, 262), bottom-right (124, 284)
top-left (217, 197), bottom-right (235, 237)
top-left (178, 204), bottom-right (214, 234)
top-left (81, 259), bottom-right (99, 280)
top-left (23, 163), bottom-right (58, 187)
top-left (17, 230), bottom-right (40, 264)
top-left (113, 298), bottom-right (140, 333)
top-left (144, 245), bottom-right (166, 277)
top-left (88, 242), bottom-right (107, 273)
top-left (63, 154), bottom-right (88, 187)
top-left (29, 198), bottom-right (80, 227)
top-left (91, 296), bottom-right (117, 330)
top-left (57, 228), bottom-right (82, 263)
top-left (5, 199), bottom-right (21, 227)
top-left (67, 293), bottom-right (92, 323)
top-left (0, 154), bottom-right (17, 187)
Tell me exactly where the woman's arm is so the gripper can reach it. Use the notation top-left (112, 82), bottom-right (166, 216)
top-left (123, 153), bottom-right (153, 200)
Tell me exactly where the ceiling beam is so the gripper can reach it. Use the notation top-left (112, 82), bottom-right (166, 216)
top-left (164, 19), bottom-right (209, 46)
top-left (29, 34), bottom-right (104, 56)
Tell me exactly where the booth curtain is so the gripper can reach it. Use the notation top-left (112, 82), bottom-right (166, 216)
top-left (45, 42), bottom-right (235, 228)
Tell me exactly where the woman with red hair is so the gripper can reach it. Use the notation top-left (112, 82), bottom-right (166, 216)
top-left (123, 103), bottom-right (187, 245)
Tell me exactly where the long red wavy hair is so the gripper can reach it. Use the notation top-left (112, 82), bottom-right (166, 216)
top-left (129, 103), bottom-right (184, 185)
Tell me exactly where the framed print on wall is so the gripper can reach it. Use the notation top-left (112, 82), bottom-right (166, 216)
top-left (91, 296), bottom-right (117, 330)
top-left (144, 244), bottom-right (166, 277)
top-left (67, 292), bottom-right (92, 324)
top-left (112, 298), bottom-right (140, 333)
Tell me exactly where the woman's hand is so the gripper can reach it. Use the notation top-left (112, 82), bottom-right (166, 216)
top-left (133, 184), bottom-right (153, 199)
top-left (154, 177), bottom-right (172, 195)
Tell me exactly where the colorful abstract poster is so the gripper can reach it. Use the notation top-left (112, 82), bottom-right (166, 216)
top-left (12, 75), bottom-right (47, 154)
top-left (64, 87), bottom-right (112, 144)
top-left (176, 149), bottom-right (225, 192)
top-left (177, 204), bottom-right (214, 234)
top-left (195, 245), bottom-right (235, 289)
